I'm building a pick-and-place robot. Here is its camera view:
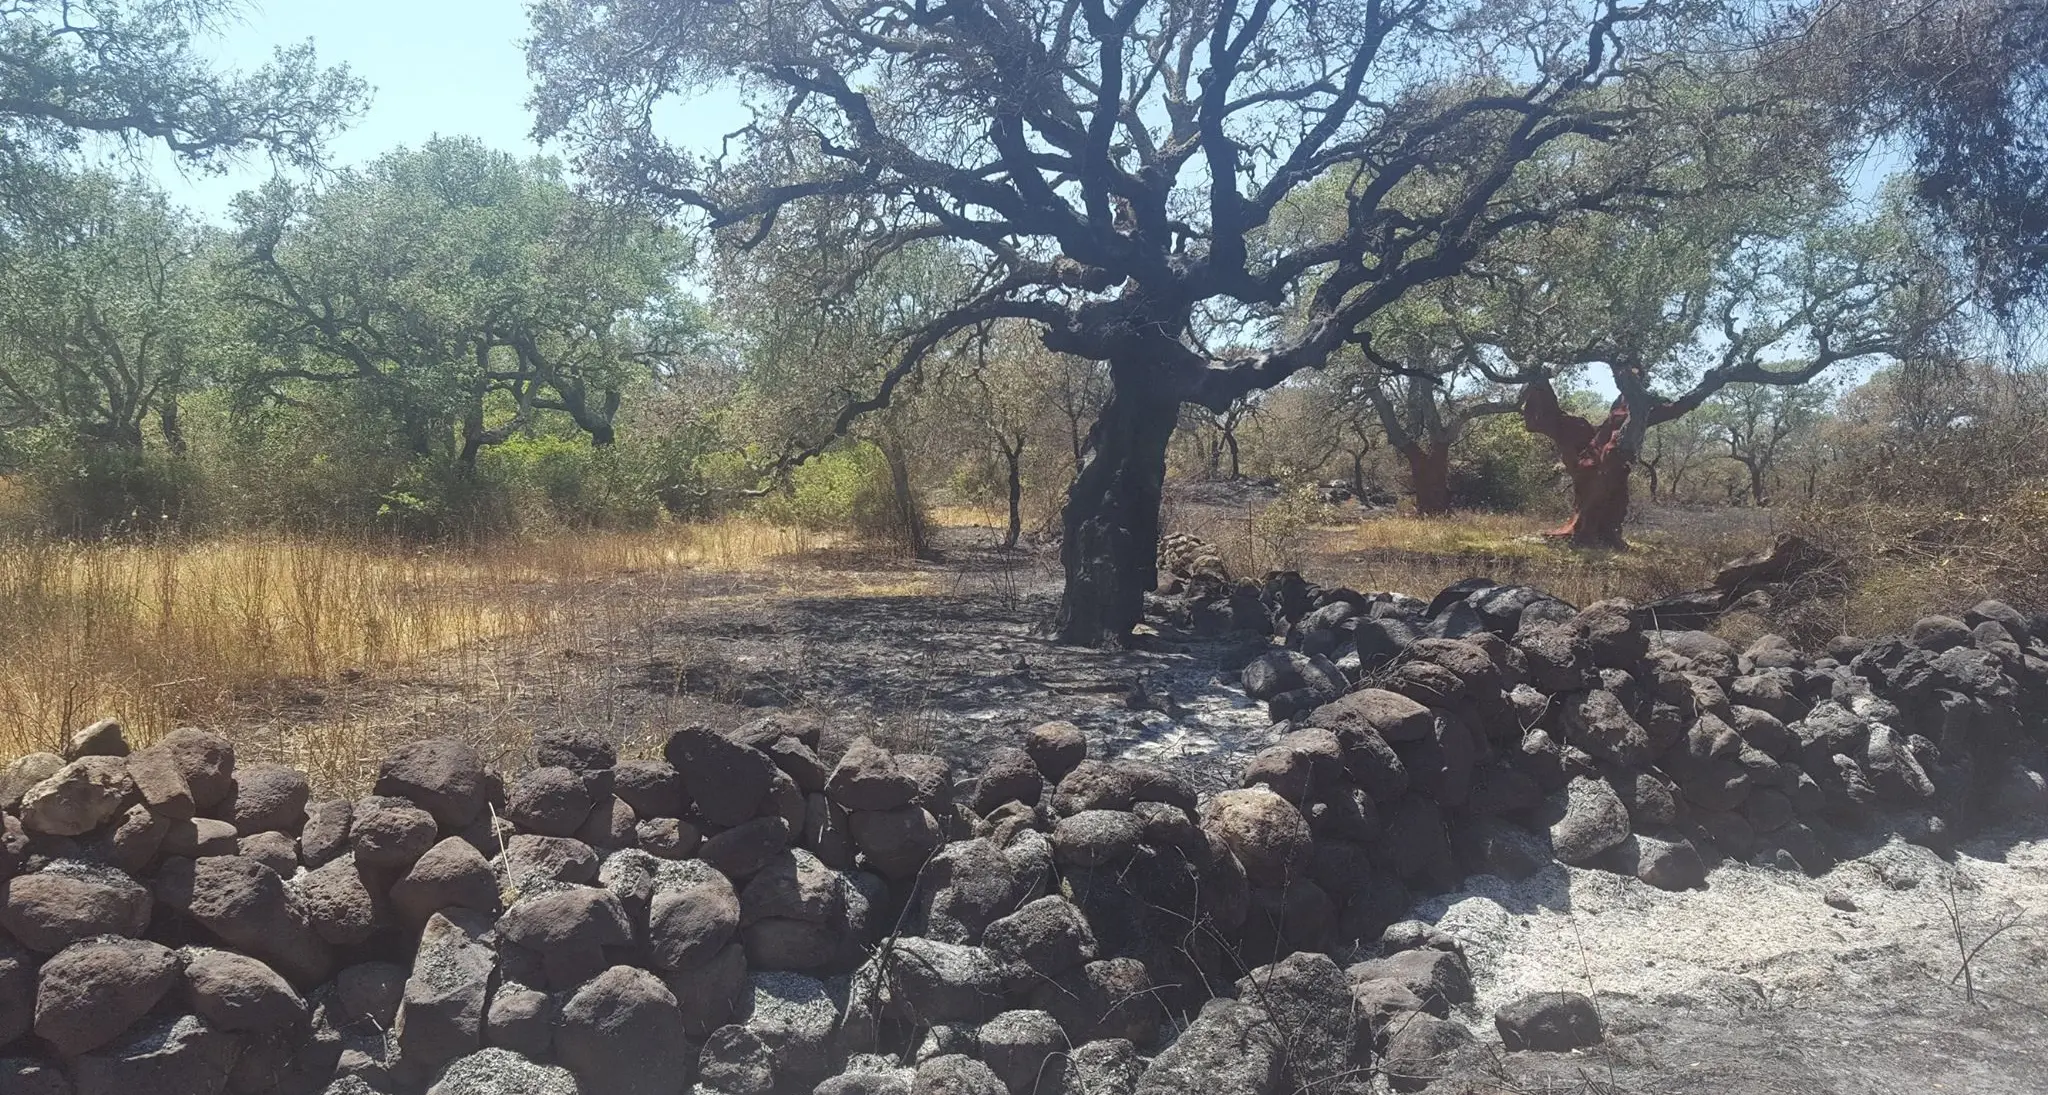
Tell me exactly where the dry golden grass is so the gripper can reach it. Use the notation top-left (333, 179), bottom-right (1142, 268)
top-left (1182, 503), bottom-right (1767, 608)
top-left (0, 518), bottom-right (824, 759)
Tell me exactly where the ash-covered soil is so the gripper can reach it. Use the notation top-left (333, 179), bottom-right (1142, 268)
top-left (1417, 828), bottom-right (2048, 1094)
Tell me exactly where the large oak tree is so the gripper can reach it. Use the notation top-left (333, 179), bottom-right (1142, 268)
top-left (528, 0), bottom-right (1841, 643)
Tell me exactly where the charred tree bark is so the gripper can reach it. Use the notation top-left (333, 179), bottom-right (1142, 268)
top-left (878, 433), bottom-right (931, 560)
top-left (1001, 438), bottom-right (1024, 551)
top-left (1053, 367), bottom-right (1177, 646)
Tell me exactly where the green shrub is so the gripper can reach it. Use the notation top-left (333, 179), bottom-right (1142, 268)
top-left (1452, 415), bottom-right (1562, 514)
top-left (755, 442), bottom-right (921, 542)
top-left (480, 436), bottom-right (663, 531)
top-left (15, 442), bottom-right (203, 537)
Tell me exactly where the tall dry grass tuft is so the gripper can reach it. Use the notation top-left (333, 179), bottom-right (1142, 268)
top-left (1790, 485), bottom-right (2048, 639)
top-left (0, 518), bottom-right (817, 759)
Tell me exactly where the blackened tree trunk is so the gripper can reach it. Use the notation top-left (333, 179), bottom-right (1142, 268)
top-left (1223, 428), bottom-right (1241, 480)
top-left (1053, 367), bottom-right (1178, 645)
top-left (878, 432), bottom-right (931, 559)
top-left (1001, 439), bottom-right (1024, 551)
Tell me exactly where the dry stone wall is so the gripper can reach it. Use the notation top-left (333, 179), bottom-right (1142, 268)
top-left (0, 578), bottom-right (2043, 1095)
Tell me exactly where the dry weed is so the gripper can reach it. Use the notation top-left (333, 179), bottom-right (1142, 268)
top-left (0, 518), bottom-right (819, 758)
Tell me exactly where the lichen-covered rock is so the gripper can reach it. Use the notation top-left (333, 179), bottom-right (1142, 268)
top-left (1060, 1039), bottom-right (1144, 1095)
top-left (19, 757), bottom-right (133, 837)
top-left (911, 838), bottom-right (1025, 945)
top-left (69, 1012), bottom-right (239, 1095)
top-left (1051, 810), bottom-right (1142, 868)
top-left (556, 966), bottom-right (690, 1095)
top-left (984, 896), bottom-right (1097, 982)
top-left (179, 947), bottom-right (306, 1033)
top-left (976, 1009), bottom-right (1063, 1095)
top-left (392, 910), bottom-right (497, 1078)
top-left (1380, 1013), bottom-right (1475, 1092)
top-left (374, 738), bottom-right (488, 829)
top-left (1028, 957), bottom-right (1160, 1046)
top-left (428, 1047), bottom-right (579, 1095)
top-left (871, 937), bottom-right (1008, 1024)
top-left (1134, 998), bottom-right (1282, 1095)
top-left (1348, 948), bottom-right (1472, 1016)
top-left (33, 937), bottom-right (179, 1055)
top-left (1, 861), bottom-right (151, 953)
top-left (1543, 776), bottom-right (1632, 867)
top-left (1200, 788), bottom-right (1311, 886)
top-left (1560, 690), bottom-right (1653, 767)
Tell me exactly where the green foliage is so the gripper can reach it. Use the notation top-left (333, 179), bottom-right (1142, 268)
top-left (480, 436), bottom-right (664, 531)
top-left (6, 440), bottom-right (202, 537)
top-left (0, 2), bottom-right (365, 178)
top-left (227, 136), bottom-right (698, 458)
top-left (754, 443), bottom-right (911, 539)
top-left (1251, 486), bottom-right (1338, 572)
top-left (1450, 415), bottom-right (1562, 513)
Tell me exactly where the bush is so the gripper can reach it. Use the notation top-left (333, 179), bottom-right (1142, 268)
top-left (480, 436), bottom-right (664, 531)
top-left (754, 441), bottom-right (924, 546)
top-left (1451, 416), bottom-right (1562, 514)
top-left (1249, 485), bottom-right (1337, 573)
top-left (9, 441), bottom-right (203, 537)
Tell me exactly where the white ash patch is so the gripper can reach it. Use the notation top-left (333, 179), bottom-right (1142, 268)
top-left (1411, 828), bottom-right (2048, 1021)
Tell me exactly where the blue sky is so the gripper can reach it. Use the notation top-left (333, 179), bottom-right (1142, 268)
top-left (149, 1), bottom-right (594, 219)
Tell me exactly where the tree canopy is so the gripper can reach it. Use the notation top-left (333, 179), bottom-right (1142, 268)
top-left (0, 1), bottom-right (365, 185)
top-left (529, 0), bottom-right (1864, 641)
top-left (226, 137), bottom-right (697, 466)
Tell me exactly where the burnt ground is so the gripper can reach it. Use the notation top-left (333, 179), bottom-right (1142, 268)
top-left (224, 525), bottom-right (1282, 792)
top-left (211, 516), bottom-right (2048, 1095)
